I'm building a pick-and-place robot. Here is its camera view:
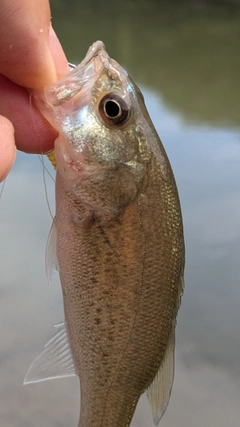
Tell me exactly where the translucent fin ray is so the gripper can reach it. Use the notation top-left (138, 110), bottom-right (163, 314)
top-left (0, 178), bottom-right (6, 200)
top-left (146, 331), bottom-right (175, 425)
top-left (45, 218), bottom-right (59, 284)
top-left (24, 321), bottom-right (76, 385)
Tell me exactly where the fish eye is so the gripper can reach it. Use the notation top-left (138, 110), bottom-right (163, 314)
top-left (99, 93), bottom-right (129, 126)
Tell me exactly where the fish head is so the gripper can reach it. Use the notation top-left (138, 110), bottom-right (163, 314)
top-left (34, 41), bottom-right (160, 216)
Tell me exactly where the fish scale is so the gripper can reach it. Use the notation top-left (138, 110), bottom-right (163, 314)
top-left (56, 181), bottom-right (144, 426)
top-left (24, 41), bottom-right (184, 427)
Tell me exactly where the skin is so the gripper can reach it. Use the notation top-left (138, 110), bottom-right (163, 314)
top-left (0, 0), bottom-right (69, 182)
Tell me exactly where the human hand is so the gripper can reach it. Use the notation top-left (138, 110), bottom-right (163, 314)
top-left (0, 0), bottom-right (69, 181)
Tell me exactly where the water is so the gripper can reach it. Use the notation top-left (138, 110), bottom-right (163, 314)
top-left (1, 1), bottom-right (240, 426)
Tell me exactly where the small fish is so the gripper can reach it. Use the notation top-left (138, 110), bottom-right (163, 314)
top-left (25, 41), bottom-right (184, 427)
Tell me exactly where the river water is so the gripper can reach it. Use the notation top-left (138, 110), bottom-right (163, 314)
top-left (1, 1), bottom-right (240, 426)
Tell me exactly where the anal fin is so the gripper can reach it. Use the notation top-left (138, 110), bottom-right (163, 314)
top-left (24, 320), bottom-right (77, 385)
top-left (146, 331), bottom-right (175, 425)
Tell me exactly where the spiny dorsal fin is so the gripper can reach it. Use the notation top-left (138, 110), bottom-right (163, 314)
top-left (24, 321), bottom-right (76, 384)
top-left (146, 331), bottom-right (175, 425)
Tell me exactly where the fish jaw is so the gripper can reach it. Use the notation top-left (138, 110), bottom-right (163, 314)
top-left (33, 41), bottom-right (148, 218)
top-left (32, 41), bottom-right (129, 136)
top-left (54, 134), bottom-right (102, 183)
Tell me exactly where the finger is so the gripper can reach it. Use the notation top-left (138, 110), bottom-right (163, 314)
top-left (0, 116), bottom-right (16, 181)
top-left (0, 75), bottom-right (57, 153)
top-left (0, 0), bottom-right (68, 89)
top-left (49, 26), bottom-right (69, 80)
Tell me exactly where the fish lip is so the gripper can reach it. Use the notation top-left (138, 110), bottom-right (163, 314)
top-left (81, 41), bottom-right (110, 68)
top-left (41, 42), bottom-right (112, 109)
top-left (79, 41), bottom-right (126, 79)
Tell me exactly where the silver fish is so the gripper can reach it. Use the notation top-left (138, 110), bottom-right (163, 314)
top-left (25, 41), bottom-right (184, 427)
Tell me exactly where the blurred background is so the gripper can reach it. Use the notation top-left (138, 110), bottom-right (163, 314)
top-left (1, 1), bottom-right (240, 426)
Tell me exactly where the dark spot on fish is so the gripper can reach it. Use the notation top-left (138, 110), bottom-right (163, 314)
top-left (95, 318), bottom-right (101, 325)
top-left (90, 276), bottom-right (99, 285)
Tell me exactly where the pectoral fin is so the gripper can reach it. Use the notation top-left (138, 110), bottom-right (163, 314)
top-left (146, 331), bottom-right (175, 425)
top-left (24, 321), bottom-right (76, 385)
top-left (45, 218), bottom-right (59, 284)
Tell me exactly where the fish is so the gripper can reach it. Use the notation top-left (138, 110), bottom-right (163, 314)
top-left (24, 41), bottom-right (185, 427)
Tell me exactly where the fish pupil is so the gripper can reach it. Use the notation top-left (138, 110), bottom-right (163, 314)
top-left (104, 100), bottom-right (120, 118)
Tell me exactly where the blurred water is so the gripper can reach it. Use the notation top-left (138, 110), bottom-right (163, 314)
top-left (1, 1), bottom-right (240, 426)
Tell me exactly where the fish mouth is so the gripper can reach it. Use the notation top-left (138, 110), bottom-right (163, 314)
top-left (78, 40), bottom-right (128, 81)
top-left (41, 41), bottom-right (113, 109)
top-left (32, 41), bottom-right (128, 137)
top-left (81, 41), bottom-right (110, 68)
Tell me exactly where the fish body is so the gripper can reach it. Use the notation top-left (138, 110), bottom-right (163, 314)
top-left (25, 41), bottom-right (184, 427)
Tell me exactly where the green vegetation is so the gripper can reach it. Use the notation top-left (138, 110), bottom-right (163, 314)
top-left (50, 0), bottom-right (240, 128)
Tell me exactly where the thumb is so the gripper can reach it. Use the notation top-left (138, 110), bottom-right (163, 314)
top-left (0, 0), bottom-right (68, 90)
